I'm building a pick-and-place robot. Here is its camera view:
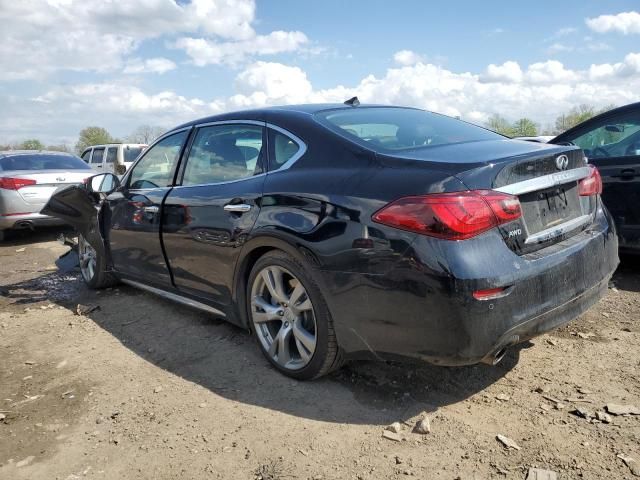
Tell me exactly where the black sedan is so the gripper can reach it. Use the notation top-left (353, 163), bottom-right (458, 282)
top-left (43, 102), bottom-right (619, 379)
top-left (551, 102), bottom-right (640, 254)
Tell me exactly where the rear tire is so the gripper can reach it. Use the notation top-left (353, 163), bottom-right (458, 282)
top-left (78, 234), bottom-right (119, 289)
top-left (247, 251), bottom-right (342, 380)
top-left (0, 230), bottom-right (5, 242)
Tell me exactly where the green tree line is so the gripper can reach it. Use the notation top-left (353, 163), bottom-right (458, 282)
top-left (1, 124), bottom-right (166, 155)
top-left (484, 104), bottom-right (616, 138)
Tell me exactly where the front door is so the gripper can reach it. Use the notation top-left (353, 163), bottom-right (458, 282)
top-left (90, 147), bottom-right (105, 171)
top-left (161, 122), bottom-right (266, 306)
top-left (107, 129), bottom-right (190, 286)
top-left (554, 108), bottom-right (640, 249)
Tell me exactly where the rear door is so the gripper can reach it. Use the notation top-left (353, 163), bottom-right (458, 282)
top-left (552, 107), bottom-right (640, 249)
top-left (107, 130), bottom-right (190, 286)
top-left (161, 121), bottom-right (266, 305)
top-left (104, 146), bottom-right (118, 174)
top-left (90, 147), bottom-right (105, 171)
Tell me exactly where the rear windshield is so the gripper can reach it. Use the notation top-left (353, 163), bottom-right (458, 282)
top-left (317, 107), bottom-right (502, 152)
top-left (123, 146), bottom-right (144, 163)
top-left (0, 154), bottom-right (92, 171)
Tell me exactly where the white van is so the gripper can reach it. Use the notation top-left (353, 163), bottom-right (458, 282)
top-left (80, 144), bottom-right (147, 175)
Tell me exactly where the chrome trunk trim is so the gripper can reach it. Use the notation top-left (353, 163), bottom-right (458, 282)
top-left (494, 166), bottom-right (591, 196)
top-left (121, 279), bottom-right (226, 317)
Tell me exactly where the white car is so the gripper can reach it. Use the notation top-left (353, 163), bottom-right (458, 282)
top-left (80, 143), bottom-right (147, 175)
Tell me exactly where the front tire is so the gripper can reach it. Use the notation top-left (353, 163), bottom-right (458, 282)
top-left (78, 234), bottom-right (118, 289)
top-left (247, 251), bottom-right (342, 380)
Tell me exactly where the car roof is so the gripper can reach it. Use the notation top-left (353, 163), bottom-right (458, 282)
top-left (170, 103), bottom-right (420, 132)
top-left (82, 143), bottom-right (147, 150)
top-left (0, 150), bottom-right (77, 159)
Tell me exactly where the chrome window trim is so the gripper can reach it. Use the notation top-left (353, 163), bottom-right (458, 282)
top-left (121, 279), bottom-right (226, 317)
top-left (524, 214), bottom-right (593, 245)
top-left (494, 166), bottom-right (591, 196)
top-left (171, 172), bottom-right (267, 189)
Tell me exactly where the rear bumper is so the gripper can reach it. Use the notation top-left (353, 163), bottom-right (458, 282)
top-left (322, 205), bottom-right (619, 365)
top-left (0, 212), bottom-right (65, 230)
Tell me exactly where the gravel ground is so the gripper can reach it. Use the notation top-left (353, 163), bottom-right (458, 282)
top-left (1, 228), bottom-right (639, 480)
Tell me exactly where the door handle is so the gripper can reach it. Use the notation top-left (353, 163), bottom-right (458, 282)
top-left (224, 203), bottom-right (252, 213)
top-left (144, 206), bottom-right (159, 214)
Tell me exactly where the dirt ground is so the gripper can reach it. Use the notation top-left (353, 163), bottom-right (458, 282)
top-left (1, 228), bottom-right (639, 480)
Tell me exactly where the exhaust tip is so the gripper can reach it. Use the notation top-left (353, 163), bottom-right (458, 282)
top-left (481, 347), bottom-right (508, 366)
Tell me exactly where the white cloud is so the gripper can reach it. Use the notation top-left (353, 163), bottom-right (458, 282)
top-left (481, 61), bottom-right (523, 83)
top-left (586, 11), bottom-right (640, 35)
top-left (0, 0), bottom-right (307, 78)
top-left (547, 42), bottom-right (575, 53)
top-left (393, 50), bottom-right (425, 66)
top-left (123, 58), bottom-right (177, 74)
top-left (173, 31), bottom-right (308, 66)
top-left (555, 27), bottom-right (577, 37)
top-left (5, 53), bottom-right (640, 144)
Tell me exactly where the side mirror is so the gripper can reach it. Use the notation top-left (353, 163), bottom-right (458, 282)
top-left (86, 173), bottom-right (120, 194)
top-left (605, 124), bottom-right (624, 133)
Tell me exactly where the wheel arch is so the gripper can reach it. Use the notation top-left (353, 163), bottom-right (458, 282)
top-left (232, 233), bottom-right (323, 329)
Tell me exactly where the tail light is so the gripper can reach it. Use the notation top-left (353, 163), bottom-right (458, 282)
top-left (578, 165), bottom-right (602, 196)
top-left (0, 177), bottom-right (37, 190)
top-left (372, 190), bottom-right (522, 240)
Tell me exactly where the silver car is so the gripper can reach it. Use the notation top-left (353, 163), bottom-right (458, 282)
top-left (0, 150), bottom-right (94, 241)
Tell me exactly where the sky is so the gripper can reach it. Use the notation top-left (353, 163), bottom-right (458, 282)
top-left (1, 0), bottom-right (640, 146)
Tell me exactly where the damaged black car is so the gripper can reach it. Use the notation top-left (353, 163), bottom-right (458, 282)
top-left (43, 103), bottom-right (619, 380)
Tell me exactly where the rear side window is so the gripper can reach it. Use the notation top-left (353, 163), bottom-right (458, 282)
top-left (0, 154), bottom-right (92, 171)
top-left (105, 147), bottom-right (117, 164)
top-left (182, 124), bottom-right (264, 186)
top-left (268, 129), bottom-right (302, 169)
top-left (317, 107), bottom-right (502, 152)
top-left (124, 146), bottom-right (144, 162)
top-left (91, 148), bottom-right (104, 164)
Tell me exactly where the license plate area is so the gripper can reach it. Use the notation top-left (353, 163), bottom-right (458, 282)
top-left (519, 182), bottom-right (582, 235)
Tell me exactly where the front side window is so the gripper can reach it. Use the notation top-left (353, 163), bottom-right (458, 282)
top-left (91, 148), bottom-right (104, 164)
top-left (81, 150), bottom-right (92, 163)
top-left (105, 147), bottom-right (117, 164)
top-left (182, 124), bottom-right (264, 186)
top-left (128, 131), bottom-right (188, 189)
top-left (317, 107), bottom-right (502, 153)
top-left (567, 112), bottom-right (640, 159)
top-left (269, 129), bottom-right (301, 169)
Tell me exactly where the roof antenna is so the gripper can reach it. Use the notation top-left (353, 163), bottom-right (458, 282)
top-left (344, 96), bottom-right (360, 107)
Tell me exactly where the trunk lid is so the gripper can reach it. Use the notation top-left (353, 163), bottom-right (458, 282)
top-left (378, 139), bottom-right (594, 254)
top-left (7, 170), bottom-right (90, 206)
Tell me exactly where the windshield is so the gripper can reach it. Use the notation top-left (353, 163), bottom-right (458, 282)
top-left (123, 146), bottom-right (144, 163)
top-left (317, 107), bottom-right (502, 152)
top-left (0, 153), bottom-right (92, 171)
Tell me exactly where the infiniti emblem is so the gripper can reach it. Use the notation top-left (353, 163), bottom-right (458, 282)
top-left (555, 154), bottom-right (569, 170)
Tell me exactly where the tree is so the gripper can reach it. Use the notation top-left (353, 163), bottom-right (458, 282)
top-left (20, 139), bottom-right (44, 150)
top-left (75, 127), bottom-right (114, 154)
top-left (485, 114), bottom-right (513, 136)
top-left (126, 125), bottom-right (165, 144)
top-left (46, 144), bottom-right (70, 153)
top-left (511, 118), bottom-right (538, 137)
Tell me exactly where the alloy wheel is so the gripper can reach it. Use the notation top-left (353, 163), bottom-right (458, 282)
top-left (78, 235), bottom-right (97, 283)
top-left (250, 265), bottom-right (317, 370)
